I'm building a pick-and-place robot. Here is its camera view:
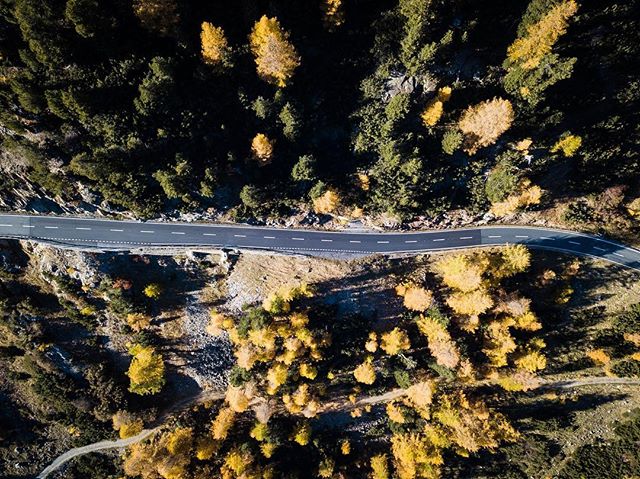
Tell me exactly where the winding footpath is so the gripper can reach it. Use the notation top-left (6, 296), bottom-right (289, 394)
top-left (37, 377), bottom-right (640, 478)
top-left (0, 213), bottom-right (639, 270)
top-left (36, 391), bottom-right (223, 479)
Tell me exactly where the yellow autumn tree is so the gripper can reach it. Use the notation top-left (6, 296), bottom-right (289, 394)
top-left (551, 133), bottom-right (582, 157)
top-left (380, 328), bottom-right (411, 355)
top-left (482, 320), bottom-right (517, 368)
top-left (397, 284), bottom-right (434, 312)
top-left (292, 421), bottom-right (311, 445)
top-left (490, 179), bottom-right (543, 216)
top-left (127, 344), bottom-right (165, 395)
top-left (313, 189), bottom-right (340, 214)
top-left (123, 427), bottom-right (193, 479)
top-left (249, 16), bottom-right (300, 87)
top-left (112, 411), bottom-right (144, 439)
top-left (446, 289), bottom-right (494, 317)
top-left (586, 349), bottom-right (611, 365)
top-left (126, 312), bottom-right (152, 332)
top-left (226, 385), bottom-right (251, 413)
top-left (434, 254), bottom-right (485, 292)
top-left (354, 358), bottom-right (376, 385)
top-left (370, 454), bottom-right (390, 479)
top-left (195, 436), bottom-right (218, 460)
top-left (211, 406), bottom-right (235, 440)
top-left (458, 98), bottom-right (514, 154)
top-left (143, 283), bottom-right (162, 299)
top-left (405, 381), bottom-right (434, 417)
top-left (200, 22), bottom-right (231, 66)
top-left (387, 401), bottom-right (406, 423)
top-left (507, 0), bottom-right (579, 70)
top-left (421, 86), bottom-right (452, 127)
top-left (500, 244), bottom-right (531, 276)
top-left (416, 314), bottom-right (460, 368)
top-left (251, 133), bottom-right (274, 164)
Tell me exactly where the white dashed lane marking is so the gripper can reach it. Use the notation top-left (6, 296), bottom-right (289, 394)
top-left (614, 252), bottom-right (625, 258)
top-left (433, 238), bottom-right (444, 242)
top-left (405, 240), bottom-right (418, 243)
top-left (110, 229), bottom-right (124, 232)
top-left (594, 246), bottom-right (606, 252)
top-left (540, 236), bottom-right (554, 240)
top-left (568, 240), bottom-right (581, 245)
top-left (321, 239), bottom-right (333, 242)
top-left (377, 241), bottom-right (390, 244)
top-left (171, 232), bottom-right (185, 235)
top-left (203, 233), bottom-right (216, 236)
top-left (0, 224), bottom-right (13, 227)
top-left (292, 237), bottom-right (305, 241)
top-left (234, 234), bottom-right (246, 238)
top-left (22, 225), bottom-right (35, 228)
top-left (460, 236), bottom-right (473, 240)
top-left (263, 236), bottom-right (276, 239)
top-left (44, 226), bottom-right (58, 229)
top-left (488, 235), bottom-right (501, 238)
top-left (349, 240), bottom-right (361, 244)
top-left (76, 227), bottom-right (91, 230)
top-left (140, 230), bottom-right (155, 234)
top-left (515, 235), bottom-right (529, 238)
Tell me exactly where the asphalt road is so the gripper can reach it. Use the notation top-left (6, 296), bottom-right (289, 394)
top-left (1, 214), bottom-right (639, 271)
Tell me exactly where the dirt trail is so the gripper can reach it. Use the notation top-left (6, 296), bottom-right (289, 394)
top-left (37, 376), bottom-right (640, 478)
top-left (37, 390), bottom-right (223, 479)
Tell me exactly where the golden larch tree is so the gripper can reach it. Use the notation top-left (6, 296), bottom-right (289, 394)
top-left (251, 133), bottom-right (274, 164)
top-left (416, 314), bottom-right (460, 368)
top-left (127, 344), bottom-right (165, 395)
top-left (370, 454), bottom-right (390, 479)
top-left (313, 189), bottom-right (340, 214)
top-left (380, 328), bottom-right (411, 355)
top-left (507, 0), bottom-right (579, 70)
top-left (458, 98), bottom-right (514, 154)
top-left (200, 22), bottom-right (231, 66)
top-left (249, 16), bottom-right (300, 87)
